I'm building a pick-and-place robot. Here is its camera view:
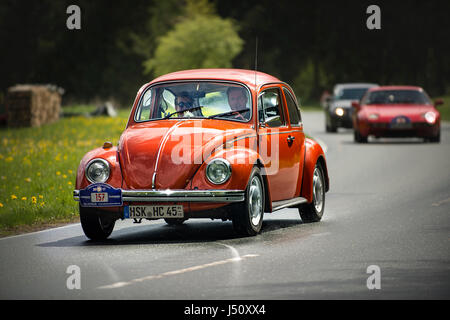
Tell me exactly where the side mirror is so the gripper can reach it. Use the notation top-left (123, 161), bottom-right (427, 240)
top-left (264, 115), bottom-right (282, 127)
top-left (434, 99), bottom-right (444, 106)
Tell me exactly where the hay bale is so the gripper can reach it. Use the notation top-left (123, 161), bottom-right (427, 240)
top-left (5, 84), bottom-right (63, 127)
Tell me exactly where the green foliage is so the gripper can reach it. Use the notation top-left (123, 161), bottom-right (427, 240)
top-left (0, 108), bottom-right (128, 234)
top-left (436, 95), bottom-right (450, 122)
top-left (144, 8), bottom-right (243, 77)
top-left (293, 60), bottom-right (328, 105)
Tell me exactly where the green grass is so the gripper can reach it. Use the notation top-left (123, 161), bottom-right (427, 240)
top-left (436, 95), bottom-right (450, 122)
top-left (0, 106), bottom-right (129, 236)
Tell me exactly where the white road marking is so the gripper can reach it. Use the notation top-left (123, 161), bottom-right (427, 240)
top-left (98, 254), bottom-right (259, 290)
top-left (432, 197), bottom-right (450, 207)
top-left (217, 243), bottom-right (241, 260)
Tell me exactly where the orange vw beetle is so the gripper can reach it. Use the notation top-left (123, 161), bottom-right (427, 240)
top-left (74, 69), bottom-right (329, 240)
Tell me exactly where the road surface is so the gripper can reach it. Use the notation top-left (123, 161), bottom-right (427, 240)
top-left (1, 111), bottom-right (449, 300)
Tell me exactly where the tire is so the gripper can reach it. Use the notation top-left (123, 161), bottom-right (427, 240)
top-left (80, 206), bottom-right (116, 240)
top-left (232, 167), bottom-right (265, 236)
top-left (428, 131), bottom-right (440, 143)
top-left (298, 164), bottom-right (325, 223)
top-left (164, 218), bottom-right (187, 226)
top-left (327, 121), bottom-right (337, 133)
top-left (354, 130), bottom-right (368, 143)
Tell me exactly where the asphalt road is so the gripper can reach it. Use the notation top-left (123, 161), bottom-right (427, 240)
top-left (1, 111), bottom-right (449, 300)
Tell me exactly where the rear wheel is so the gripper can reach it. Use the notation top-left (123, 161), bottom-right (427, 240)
top-left (232, 167), bottom-right (265, 236)
top-left (80, 206), bottom-right (116, 240)
top-left (298, 164), bottom-right (325, 223)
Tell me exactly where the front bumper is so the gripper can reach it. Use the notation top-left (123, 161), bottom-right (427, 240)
top-left (361, 122), bottom-right (439, 137)
top-left (74, 188), bottom-right (245, 204)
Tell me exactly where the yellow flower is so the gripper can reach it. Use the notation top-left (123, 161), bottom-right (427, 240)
top-left (63, 174), bottom-right (67, 179)
top-left (39, 195), bottom-right (44, 199)
top-left (21, 197), bottom-right (27, 201)
top-left (40, 202), bottom-right (45, 206)
top-left (25, 178), bottom-right (31, 182)
top-left (68, 181), bottom-right (72, 185)
top-left (68, 170), bottom-right (73, 174)
top-left (0, 203), bottom-right (3, 208)
top-left (11, 195), bottom-right (17, 200)
top-left (5, 156), bottom-right (13, 162)
top-left (31, 196), bottom-right (37, 204)
top-left (56, 171), bottom-right (61, 176)
top-left (37, 172), bottom-right (41, 176)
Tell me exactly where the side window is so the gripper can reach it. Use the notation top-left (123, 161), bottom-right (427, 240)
top-left (137, 89), bottom-right (153, 121)
top-left (283, 88), bottom-right (302, 126)
top-left (259, 88), bottom-right (285, 128)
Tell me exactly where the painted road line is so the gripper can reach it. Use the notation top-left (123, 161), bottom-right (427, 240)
top-left (98, 254), bottom-right (259, 290)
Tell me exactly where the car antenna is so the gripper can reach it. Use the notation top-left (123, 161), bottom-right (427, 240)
top-left (254, 36), bottom-right (258, 88)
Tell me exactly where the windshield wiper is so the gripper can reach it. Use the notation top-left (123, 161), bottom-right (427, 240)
top-left (208, 108), bottom-right (249, 119)
top-left (163, 106), bottom-right (204, 119)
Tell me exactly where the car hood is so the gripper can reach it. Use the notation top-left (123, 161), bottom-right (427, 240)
top-left (362, 104), bottom-right (435, 121)
top-left (118, 119), bottom-right (253, 189)
top-left (331, 100), bottom-right (355, 108)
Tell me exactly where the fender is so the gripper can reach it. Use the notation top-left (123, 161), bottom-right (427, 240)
top-left (190, 146), bottom-right (259, 192)
top-left (76, 146), bottom-right (122, 190)
top-left (300, 138), bottom-right (330, 203)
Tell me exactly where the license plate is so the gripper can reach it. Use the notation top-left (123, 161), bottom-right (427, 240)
top-left (390, 116), bottom-right (412, 129)
top-left (124, 205), bottom-right (184, 219)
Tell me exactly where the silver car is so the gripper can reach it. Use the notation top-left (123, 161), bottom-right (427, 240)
top-left (324, 83), bottom-right (378, 132)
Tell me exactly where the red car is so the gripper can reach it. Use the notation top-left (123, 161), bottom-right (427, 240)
top-left (73, 69), bottom-right (330, 240)
top-left (352, 86), bottom-right (442, 143)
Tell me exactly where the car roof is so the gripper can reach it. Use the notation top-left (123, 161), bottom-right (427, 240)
top-left (368, 85), bottom-right (424, 92)
top-left (334, 83), bottom-right (379, 90)
top-left (148, 68), bottom-right (282, 90)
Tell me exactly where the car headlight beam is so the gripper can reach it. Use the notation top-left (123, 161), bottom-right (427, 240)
top-left (424, 111), bottom-right (437, 124)
top-left (85, 158), bottom-right (110, 184)
top-left (206, 158), bottom-right (231, 185)
top-left (335, 107), bottom-right (344, 117)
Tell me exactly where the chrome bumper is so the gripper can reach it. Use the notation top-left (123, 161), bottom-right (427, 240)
top-left (73, 189), bottom-right (245, 203)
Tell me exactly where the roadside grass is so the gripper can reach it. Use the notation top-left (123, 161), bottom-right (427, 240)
top-left (0, 106), bottom-right (129, 236)
top-left (436, 95), bottom-right (450, 122)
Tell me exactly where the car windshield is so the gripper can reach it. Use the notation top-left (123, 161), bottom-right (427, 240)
top-left (135, 81), bottom-right (252, 122)
top-left (363, 90), bottom-right (432, 105)
top-left (335, 88), bottom-right (369, 100)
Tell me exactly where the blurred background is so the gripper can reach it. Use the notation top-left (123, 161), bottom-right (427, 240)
top-left (0, 0), bottom-right (449, 108)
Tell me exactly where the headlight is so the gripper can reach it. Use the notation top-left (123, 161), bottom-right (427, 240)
top-left (368, 113), bottom-right (379, 120)
top-left (335, 107), bottom-right (344, 117)
top-left (85, 158), bottom-right (110, 183)
top-left (423, 111), bottom-right (437, 124)
top-left (206, 158), bottom-right (231, 185)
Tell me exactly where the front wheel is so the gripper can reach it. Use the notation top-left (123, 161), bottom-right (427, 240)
top-left (80, 206), bottom-right (116, 240)
top-left (298, 164), bottom-right (325, 223)
top-left (232, 167), bottom-right (265, 236)
top-left (354, 130), bottom-right (368, 143)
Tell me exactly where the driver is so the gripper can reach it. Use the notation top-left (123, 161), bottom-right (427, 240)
top-left (174, 92), bottom-right (198, 117)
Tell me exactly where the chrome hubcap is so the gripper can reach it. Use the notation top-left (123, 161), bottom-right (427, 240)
top-left (313, 167), bottom-right (324, 214)
top-left (248, 176), bottom-right (263, 226)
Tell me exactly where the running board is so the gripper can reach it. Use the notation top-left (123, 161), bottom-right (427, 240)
top-left (271, 197), bottom-right (308, 212)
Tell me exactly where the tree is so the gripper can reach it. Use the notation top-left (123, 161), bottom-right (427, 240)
top-left (144, 0), bottom-right (244, 77)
